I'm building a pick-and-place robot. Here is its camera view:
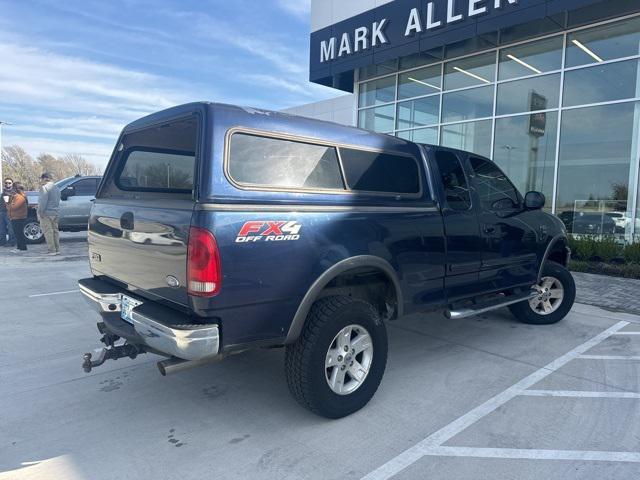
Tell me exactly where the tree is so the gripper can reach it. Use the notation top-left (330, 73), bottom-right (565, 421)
top-left (2, 145), bottom-right (102, 190)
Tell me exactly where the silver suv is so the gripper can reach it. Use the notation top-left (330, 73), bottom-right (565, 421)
top-left (25, 175), bottom-right (101, 244)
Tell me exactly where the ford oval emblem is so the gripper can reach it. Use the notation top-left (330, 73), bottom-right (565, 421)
top-left (166, 275), bottom-right (180, 288)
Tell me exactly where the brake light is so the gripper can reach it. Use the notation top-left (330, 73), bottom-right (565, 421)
top-left (187, 227), bottom-right (221, 297)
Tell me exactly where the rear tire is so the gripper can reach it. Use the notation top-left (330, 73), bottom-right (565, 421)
top-left (23, 218), bottom-right (45, 244)
top-left (284, 296), bottom-right (388, 419)
top-left (509, 261), bottom-right (575, 325)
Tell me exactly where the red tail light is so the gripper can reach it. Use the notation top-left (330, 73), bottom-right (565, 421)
top-left (187, 227), bottom-right (221, 297)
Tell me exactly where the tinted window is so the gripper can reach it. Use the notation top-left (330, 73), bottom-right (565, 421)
top-left (114, 117), bottom-right (198, 194)
top-left (469, 157), bottom-right (520, 209)
top-left (339, 148), bottom-right (420, 195)
top-left (72, 178), bottom-right (98, 196)
top-left (118, 149), bottom-right (195, 192)
top-left (435, 151), bottom-right (471, 210)
top-left (228, 133), bottom-right (344, 191)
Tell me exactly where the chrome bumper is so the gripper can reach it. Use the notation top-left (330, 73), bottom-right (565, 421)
top-left (79, 282), bottom-right (219, 361)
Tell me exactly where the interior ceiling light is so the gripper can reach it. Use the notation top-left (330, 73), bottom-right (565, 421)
top-left (572, 39), bottom-right (604, 63)
top-left (408, 77), bottom-right (441, 90)
top-left (453, 66), bottom-right (491, 84)
top-left (507, 54), bottom-right (542, 74)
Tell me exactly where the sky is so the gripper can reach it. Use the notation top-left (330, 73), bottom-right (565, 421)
top-left (0, 0), bottom-right (341, 168)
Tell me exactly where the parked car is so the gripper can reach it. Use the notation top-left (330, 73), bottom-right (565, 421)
top-left (78, 103), bottom-right (575, 418)
top-left (557, 210), bottom-right (616, 235)
top-left (24, 175), bottom-right (101, 243)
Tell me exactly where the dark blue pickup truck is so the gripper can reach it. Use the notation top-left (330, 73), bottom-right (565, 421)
top-left (79, 102), bottom-right (574, 418)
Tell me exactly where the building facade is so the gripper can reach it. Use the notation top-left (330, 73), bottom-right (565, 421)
top-left (308, 0), bottom-right (640, 241)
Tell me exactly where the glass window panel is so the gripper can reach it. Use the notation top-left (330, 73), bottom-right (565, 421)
top-left (494, 112), bottom-right (558, 209)
top-left (497, 73), bottom-right (560, 115)
top-left (563, 59), bottom-right (640, 107)
top-left (358, 105), bottom-right (395, 132)
top-left (469, 157), bottom-right (520, 209)
top-left (435, 150), bottom-right (471, 211)
top-left (444, 51), bottom-right (496, 90)
top-left (358, 76), bottom-right (396, 108)
top-left (556, 102), bottom-right (640, 238)
top-left (442, 85), bottom-right (493, 123)
top-left (358, 59), bottom-right (399, 81)
top-left (566, 16), bottom-right (640, 68)
top-left (339, 148), bottom-right (420, 194)
top-left (396, 96), bottom-right (440, 130)
top-left (397, 127), bottom-right (439, 145)
top-left (499, 36), bottom-right (563, 80)
top-left (398, 64), bottom-right (442, 99)
top-left (228, 134), bottom-right (345, 191)
top-left (399, 49), bottom-right (443, 70)
top-left (440, 120), bottom-right (493, 158)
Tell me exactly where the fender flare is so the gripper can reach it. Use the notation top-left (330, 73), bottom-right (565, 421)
top-left (284, 256), bottom-right (403, 344)
top-left (538, 234), bottom-right (569, 283)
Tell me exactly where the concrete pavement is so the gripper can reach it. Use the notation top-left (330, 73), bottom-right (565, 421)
top-left (1, 261), bottom-right (640, 479)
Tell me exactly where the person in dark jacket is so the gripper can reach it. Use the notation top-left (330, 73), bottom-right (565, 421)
top-left (1, 177), bottom-right (16, 247)
top-left (8, 182), bottom-right (28, 252)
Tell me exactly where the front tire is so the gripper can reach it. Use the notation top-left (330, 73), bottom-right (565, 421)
top-left (284, 296), bottom-right (388, 419)
top-left (509, 261), bottom-right (576, 325)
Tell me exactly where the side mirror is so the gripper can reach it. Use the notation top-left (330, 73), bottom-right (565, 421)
top-left (61, 186), bottom-right (75, 201)
top-left (524, 191), bottom-right (545, 210)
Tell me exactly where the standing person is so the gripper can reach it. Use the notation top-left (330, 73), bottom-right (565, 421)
top-left (37, 172), bottom-right (61, 256)
top-left (1, 177), bottom-right (16, 247)
top-left (8, 182), bottom-right (28, 252)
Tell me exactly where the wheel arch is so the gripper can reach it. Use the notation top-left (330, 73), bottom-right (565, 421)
top-left (285, 256), bottom-right (403, 344)
top-left (538, 235), bottom-right (570, 283)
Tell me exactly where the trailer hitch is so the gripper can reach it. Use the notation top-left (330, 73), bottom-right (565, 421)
top-left (82, 344), bottom-right (144, 373)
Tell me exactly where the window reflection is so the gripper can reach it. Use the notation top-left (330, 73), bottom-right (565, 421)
top-left (359, 76), bottom-right (396, 108)
top-left (441, 120), bottom-right (493, 158)
top-left (442, 86), bottom-right (494, 123)
top-left (563, 59), bottom-right (640, 107)
top-left (499, 36), bottom-right (563, 80)
top-left (397, 96), bottom-right (440, 130)
top-left (398, 64), bottom-right (441, 99)
top-left (497, 74), bottom-right (560, 116)
top-left (444, 51), bottom-right (496, 90)
top-left (557, 102), bottom-right (640, 237)
top-left (358, 105), bottom-right (395, 132)
top-left (494, 113), bottom-right (558, 209)
top-left (397, 127), bottom-right (439, 145)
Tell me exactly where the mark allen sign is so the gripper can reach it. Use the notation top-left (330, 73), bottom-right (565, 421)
top-left (319, 0), bottom-right (520, 63)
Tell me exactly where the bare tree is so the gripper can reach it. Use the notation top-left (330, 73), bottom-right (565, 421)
top-left (2, 146), bottom-right (103, 190)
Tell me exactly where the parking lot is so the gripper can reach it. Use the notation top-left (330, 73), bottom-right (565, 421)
top-left (2, 254), bottom-right (640, 479)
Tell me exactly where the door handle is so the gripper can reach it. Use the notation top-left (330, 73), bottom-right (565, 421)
top-left (483, 225), bottom-right (496, 234)
top-left (120, 212), bottom-right (134, 230)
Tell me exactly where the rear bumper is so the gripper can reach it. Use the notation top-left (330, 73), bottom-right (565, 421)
top-left (78, 278), bottom-right (219, 361)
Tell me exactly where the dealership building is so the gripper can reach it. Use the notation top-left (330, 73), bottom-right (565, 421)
top-left (291, 0), bottom-right (640, 240)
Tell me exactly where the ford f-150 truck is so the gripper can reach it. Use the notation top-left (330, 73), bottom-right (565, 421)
top-left (79, 102), bottom-right (574, 418)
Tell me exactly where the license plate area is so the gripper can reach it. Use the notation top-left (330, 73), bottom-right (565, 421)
top-left (121, 295), bottom-right (142, 324)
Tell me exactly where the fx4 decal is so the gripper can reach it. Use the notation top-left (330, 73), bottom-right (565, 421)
top-left (236, 221), bottom-right (302, 243)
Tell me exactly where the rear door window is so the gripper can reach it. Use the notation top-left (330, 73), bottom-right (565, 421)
top-left (73, 178), bottom-right (98, 196)
top-left (113, 117), bottom-right (198, 194)
top-left (339, 148), bottom-right (421, 195)
top-left (228, 133), bottom-right (345, 191)
top-left (434, 150), bottom-right (472, 211)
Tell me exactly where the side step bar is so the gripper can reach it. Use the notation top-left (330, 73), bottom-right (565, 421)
top-left (445, 291), bottom-right (538, 320)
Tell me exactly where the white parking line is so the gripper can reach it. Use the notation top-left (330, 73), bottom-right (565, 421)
top-left (613, 332), bottom-right (640, 335)
top-left (579, 355), bottom-right (640, 361)
top-left (361, 321), bottom-right (630, 480)
top-left (28, 289), bottom-right (79, 298)
top-left (421, 446), bottom-right (640, 463)
top-left (521, 390), bottom-right (640, 399)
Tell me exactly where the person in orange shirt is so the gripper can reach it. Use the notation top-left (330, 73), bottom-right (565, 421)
top-left (8, 182), bottom-right (28, 252)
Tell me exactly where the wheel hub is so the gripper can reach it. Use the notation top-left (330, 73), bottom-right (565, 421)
top-left (325, 324), bottom-right (373, 395)
top-left (529, 276), bottom-right (564, 316)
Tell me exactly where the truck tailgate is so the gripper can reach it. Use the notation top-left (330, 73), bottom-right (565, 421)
top-left (88, 199), bottom-right (194, 307)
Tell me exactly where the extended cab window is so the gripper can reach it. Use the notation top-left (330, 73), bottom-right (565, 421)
top-left (114, 117), bottom-right (198, 194)
top-left (434, 151), bottom-right (471, 210)
top-left (469, 157), bottom-right (520, 210)
top-left (228, 133), bottom-right (345, 191)
top-left (339, 148), bottom-right (420, 195)
top-left (72, 178), bottom-right (98, 196)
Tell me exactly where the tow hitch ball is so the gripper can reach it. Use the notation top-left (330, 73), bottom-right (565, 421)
top-left (82, 344), bottom-right (142, 373)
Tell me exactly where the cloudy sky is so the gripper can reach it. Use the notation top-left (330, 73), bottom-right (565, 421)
top-left (0, 0), bottom-right (340, 168)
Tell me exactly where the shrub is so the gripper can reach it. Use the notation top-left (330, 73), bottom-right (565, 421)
top-left (624, 242), bottom-right (640, 264)
top-left (568, 236), bottom-right (622, 262)
top-left (591, 237), bottom-right (622, 263)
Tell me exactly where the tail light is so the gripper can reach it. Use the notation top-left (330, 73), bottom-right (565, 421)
top-left (187, 227), bottom-right (221, 297)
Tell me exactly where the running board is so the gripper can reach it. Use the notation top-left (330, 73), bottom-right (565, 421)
top-left (445, 291), bottom-right (538, 320)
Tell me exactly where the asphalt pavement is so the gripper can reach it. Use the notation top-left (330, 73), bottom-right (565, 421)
top-left (1, 259), bottom-right (640, 479)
